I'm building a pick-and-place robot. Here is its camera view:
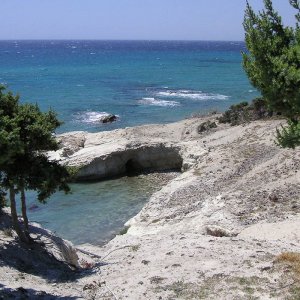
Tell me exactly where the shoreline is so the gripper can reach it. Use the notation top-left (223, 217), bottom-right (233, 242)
top-left (1, 116), bottom-right (300, 299)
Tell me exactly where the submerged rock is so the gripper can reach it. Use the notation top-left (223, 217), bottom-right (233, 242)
top-left (28, 204), bottom-right (40, 212)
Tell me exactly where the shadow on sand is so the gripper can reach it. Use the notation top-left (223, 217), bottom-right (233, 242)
top-left (0, 283), bottom-right (78, 299)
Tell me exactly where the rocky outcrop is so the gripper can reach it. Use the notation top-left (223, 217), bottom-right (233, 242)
top-left (50, 116), bottom-right (212, 180)
top-left (75, 144), bottom-right (183, 180)
top-left (99, 114), bottom-right (117, 123)
top-left (56, 131), bottom-right (87, 158)
top-left (2, 117), bottom-right (300, 299)
top-left (89, 118), bottom-right (300, 300)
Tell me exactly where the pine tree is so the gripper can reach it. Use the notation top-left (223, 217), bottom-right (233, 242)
top-left (243, 0), bottom-right (300, 148)
top-left (0, 86), bottom-right (70, 243)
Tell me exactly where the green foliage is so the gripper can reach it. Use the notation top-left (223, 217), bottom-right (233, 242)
top-left (0, 85), bottom-right (71, 242)
top-left (118, 226), bottom-right (129, 235)
top-left (24, 155), bottom-right (71, 203)
top-left (218, 98), bottom-right (271, 126)
top-left (16, 103), bottom-right (61, 153)
top-left (0, 88), bottom-right (23, 165)
top-left (243, 0), bottom-right (300, 147)
top-left (219, 102), bottom-right (249, 126)
top-left (0, 86), bottom-right (70, 194)
top-left (65, 165), bottom-right (82, 181)
top-left (197, 120), bottom-right (217, 133)
top-left (276, 120), bottom-right (300, 148)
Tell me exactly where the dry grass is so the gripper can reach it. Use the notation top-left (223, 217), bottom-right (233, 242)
top-left (277, 252), bottom-right (300, 278)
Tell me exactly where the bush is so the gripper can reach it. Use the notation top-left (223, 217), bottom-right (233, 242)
top-left (197, 120), bottom-right (217, 133)
top-left (65, 165), bottom-right (82, 181)
top-left (218, 98), bottom-right (272, 126)
top-left (218, 101), bottom-right (249, 126)
top-left (276, 120), bottom-right (300, 149)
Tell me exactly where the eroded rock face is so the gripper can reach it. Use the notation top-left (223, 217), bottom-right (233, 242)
top-left (52, 117), bottom-right (213, 180)
top-left (76, 144), bottom-right (183, 180)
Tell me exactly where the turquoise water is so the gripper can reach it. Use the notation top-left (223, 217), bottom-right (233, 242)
top-left (24, 174), bottom-right (174, 245)
top-left (1, 41), bottom-right (259, 245)
top-left (0, 40), bottom-right (259, 133)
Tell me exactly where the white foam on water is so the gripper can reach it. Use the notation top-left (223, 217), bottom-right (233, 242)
top-left (75, 111), bottom-right (113, 124)
top-left (138, 97), bottom-right (180, 107)
top-left (157, 89), bottom-right (229, 101)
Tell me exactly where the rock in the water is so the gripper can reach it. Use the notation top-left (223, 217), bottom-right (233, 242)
top-left (29, 204), bottom-right (39, 211)
top-left (99, 114), bottom-right (117, 123)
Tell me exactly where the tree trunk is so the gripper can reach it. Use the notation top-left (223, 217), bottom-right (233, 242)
top-left (20, 185), bottom-right (30, 240)
top-left (9, 186), bottom-right (28, 243)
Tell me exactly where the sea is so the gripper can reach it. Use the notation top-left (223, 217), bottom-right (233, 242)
top-left (0, 40), bottom-right (259, 245)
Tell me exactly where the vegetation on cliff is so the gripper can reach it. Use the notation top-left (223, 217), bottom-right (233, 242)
top-left (218, 97), bottom-right (272, 126)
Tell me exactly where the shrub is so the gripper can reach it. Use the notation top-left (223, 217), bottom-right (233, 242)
top-left (218, 98), bottom-right (272, 126)
top-left (197, 120), bottom-right (217, 133)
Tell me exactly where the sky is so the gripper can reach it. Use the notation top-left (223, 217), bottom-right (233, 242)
top-left (0, 0), bottom-right (296, 41)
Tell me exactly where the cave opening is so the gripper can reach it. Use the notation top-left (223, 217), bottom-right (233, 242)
top-left (125, 159), bottom-right (142, 176)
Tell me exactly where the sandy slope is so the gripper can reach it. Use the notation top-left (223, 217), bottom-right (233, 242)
top-left (1, 116), bottom-right (300, 299)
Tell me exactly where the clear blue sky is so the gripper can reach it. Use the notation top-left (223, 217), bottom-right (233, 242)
top-left (0, 0), bottom-right (296, 40)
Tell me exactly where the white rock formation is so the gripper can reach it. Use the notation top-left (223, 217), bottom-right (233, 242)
top-left (50, 116), bottom-right (213, 180)
top-left (2, 117), bottom-right (300, 299)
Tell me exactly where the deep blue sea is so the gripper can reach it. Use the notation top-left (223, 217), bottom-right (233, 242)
top-left (0, 40), bottom-right (259, 245)
top-left (0, 40), bottom-right (258, 133)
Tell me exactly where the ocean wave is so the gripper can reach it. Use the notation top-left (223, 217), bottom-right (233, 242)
top-left (75, 111), bottom-right (116, 123)
top-left (157, 90), bottom-right (229, 100)
top-left (138, 97), bottom-right (180, 107)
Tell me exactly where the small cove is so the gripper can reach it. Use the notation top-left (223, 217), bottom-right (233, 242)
top-left (23, 172), bottom-right (178, 246)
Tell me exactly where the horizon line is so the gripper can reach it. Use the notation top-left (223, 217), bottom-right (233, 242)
top-left (0, 38), bottom-right (245, 42)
